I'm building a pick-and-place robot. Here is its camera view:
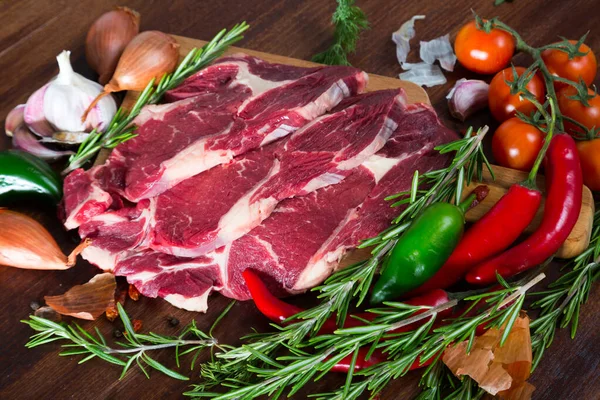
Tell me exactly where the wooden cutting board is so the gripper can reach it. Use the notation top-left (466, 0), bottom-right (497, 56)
top-left (114, 35), bottom-right (594, 262)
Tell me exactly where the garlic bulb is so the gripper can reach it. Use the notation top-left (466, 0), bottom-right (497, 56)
top-left (41, 51), bottom-right (117, 132)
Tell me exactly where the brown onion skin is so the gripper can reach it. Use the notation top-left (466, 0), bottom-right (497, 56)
top-left (86, 6), bottom-right (141, 85)
top-left (105, 31), bottom-right (180, 93)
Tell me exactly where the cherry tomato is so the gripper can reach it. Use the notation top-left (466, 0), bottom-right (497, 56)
top-left (542, 40), bottom-right (597, 88)
top-left (454, 21), bottom-right (515, 74)
top-left (488, 67), bottom-right (546, 122)
top-left (558, 86), bottom-right (600, 136)
top-left (492, 117), bottom-right (544, 171)
top-left (576, 139), bottom-right (600, 191)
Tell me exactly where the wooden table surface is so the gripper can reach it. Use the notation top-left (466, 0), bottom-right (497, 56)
top-left (1, 0), bottom-right (599, 399)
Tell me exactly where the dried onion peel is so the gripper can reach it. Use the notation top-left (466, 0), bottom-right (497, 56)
top-left (0, 209), bottom-right (89, 270)
top-left (45, 273), bottom-right (116, 320)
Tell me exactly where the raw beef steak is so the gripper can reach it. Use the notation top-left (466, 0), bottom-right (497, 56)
top-left (111, 103), bottom-right (457, 311)
top-left (108, 56), bottom-right (367, 201)
top-left (150, 89), bottom-right (407, 257)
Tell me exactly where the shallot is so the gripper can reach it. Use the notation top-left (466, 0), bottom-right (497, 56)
top-left (83, 31), bottom-right (179, 119)
top-left (0, 209), bottom-right (88, 270)
top-left (86, 6), bottom-right (141, 85)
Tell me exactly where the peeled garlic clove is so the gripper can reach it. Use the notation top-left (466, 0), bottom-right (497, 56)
top-left (43, 51), bottom-right (117, 133)
top-left (24, 85), bottom-right (54, 137)
top-left (5, 104), bottom-right (25, 137)
top-left (12, 125), bottom-right (74, 161)
top-left (447, 78), bottom-right (490, 121)
top-left (86, 6), bottom-right (141, 85)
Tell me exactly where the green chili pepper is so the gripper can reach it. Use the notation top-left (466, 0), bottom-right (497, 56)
top-left (0, 150), bottom-right (62, 205)
top-left (370, 193), bottom-right (477, 305)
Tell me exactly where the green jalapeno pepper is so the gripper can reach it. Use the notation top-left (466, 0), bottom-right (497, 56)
top-left (370, 193), bottom-right (477, 305)
top-left (0, 150), bottom-right (62, 205)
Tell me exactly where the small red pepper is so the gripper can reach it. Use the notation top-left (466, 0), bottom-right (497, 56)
top-left (466, 134), bottom-right (583, 285)
top-left (407, 183), bottom-right (542, 295)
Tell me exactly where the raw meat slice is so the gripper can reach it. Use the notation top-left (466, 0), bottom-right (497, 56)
top-left (165, 54), bottom-right (323, 102)
top-left (113, 58), bottom-right (367, 201)
top-left (113, 103), bottom-right (457, 310)
top-left (221, 168), bottom-right (377, 300)
top-left (78, 199), bottom-right (156, 271)
top-left (114, 168), bottom-right (376, 310)
top-left (299, 103), bottom-right (457, 285)
top-left (150, 89), bottom-right (406, 257)
top-left (61, 56), bottom-right (367, 226)
top-left (115, 250), bottom-right (225, 312)
top-left (62, 169), bottom-right (113, 230)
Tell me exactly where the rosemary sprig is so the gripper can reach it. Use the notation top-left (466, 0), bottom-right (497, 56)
top-left (312, 0), bottom-right (369, 66)
top-left (22, 303), bottom-right (218, 380)
top-left (186, 273), bottom-right (544, 399)
top-left (183, 128), bottom-right (491, 393)
top-left (529, 205), bottom-right (600, 370)
top-left (64, 22), bottom-right (249, 174)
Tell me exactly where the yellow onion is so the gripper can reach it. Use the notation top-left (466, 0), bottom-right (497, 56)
top-left (86, 6), bottom-right (141, 85)
top-left (83, 30), bottom-right (179, 120)
top-left (0, 209), bottom-right (89, 270)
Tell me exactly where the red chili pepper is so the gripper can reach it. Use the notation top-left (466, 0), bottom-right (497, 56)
top-left (407, 184), bottom-right (542, 296)
top-left (243, 269), bottom-right (450, 332)
top-left (466, 134), bottom-right (583, 285)
top-left (330, 347), bottom-right (433, 373)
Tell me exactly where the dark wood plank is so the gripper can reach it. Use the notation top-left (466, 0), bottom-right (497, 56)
top-left (0, 0), bottom-right (598, 399)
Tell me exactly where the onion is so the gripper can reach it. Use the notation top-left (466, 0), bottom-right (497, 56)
top-left (86, 6), bottom-right (141, 85)
top-left (45, 273), bottom-right (116, 320)
top-left (0, 209), bottom-right (89, 270)
top-left (83, 31), bottom-right (179, 120)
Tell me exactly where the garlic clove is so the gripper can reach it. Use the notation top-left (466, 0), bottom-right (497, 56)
top-left (40, 131), bottom-right (90, 145)
top-left (447, 78), bottom-right (490, 121)
top-left (43, 51), bottom-right (117, 133)
top-left (24, 84), bottom-right (54, 137)
top-left (5, 104), bottom-right (25, 137)
top-left (12, 125), bottom-right (74, 161)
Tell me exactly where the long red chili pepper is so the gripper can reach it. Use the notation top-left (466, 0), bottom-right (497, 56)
top-left (407, 183), bottom-right (542, 296)
top-left (243, 269), bottom-right (450, 333)
top-left (466, 134), bottom-right (583, 285)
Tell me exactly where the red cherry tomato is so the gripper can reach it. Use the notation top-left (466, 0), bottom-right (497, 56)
top-left (558, 86), bottom-right (600, 136)
top-left (492, 117), bottom-right (544, 171)
top-left (576, 138), bottom-right (600, 191)
top-left (488, 67), bottom-right (546, 122)
top-left (542, 40), bottom-right (597, 89)
top-left (454, 20), bottom-right (515, 74)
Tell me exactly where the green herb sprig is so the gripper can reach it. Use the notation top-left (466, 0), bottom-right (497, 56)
top-left (529, 205), bottom-right (600, 370)
top-left (22, 302), bottom-right (232, 380)
top-left (312, 0), bottom-right (369, 66)
top-left (185, 273), bottom-right (544, 399)
top-left (64, 22), bottom-right (249, 174)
